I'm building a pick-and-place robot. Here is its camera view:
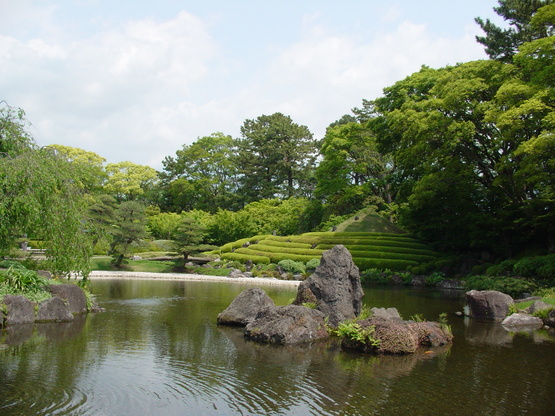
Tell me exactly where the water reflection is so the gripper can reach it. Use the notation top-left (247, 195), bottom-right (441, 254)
top-left (1, 280), bottom-right (554, 416)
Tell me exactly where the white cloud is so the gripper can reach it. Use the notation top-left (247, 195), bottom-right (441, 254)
top-left (1, 2), bottom-right (489, 169)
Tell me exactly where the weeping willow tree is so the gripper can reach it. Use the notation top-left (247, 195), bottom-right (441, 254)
top-left (0, 102), bottom-right (92, 278)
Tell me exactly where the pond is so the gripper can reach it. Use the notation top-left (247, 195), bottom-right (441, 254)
top-left (1, 278), bottom-right (554, 416)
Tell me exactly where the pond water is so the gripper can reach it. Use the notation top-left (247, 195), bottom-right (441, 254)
top-left (1, 278), bottom-right (554, 416)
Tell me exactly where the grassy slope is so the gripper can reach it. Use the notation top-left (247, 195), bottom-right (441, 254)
top-left (333, 208), bottom-right (406, 234)
top-left (212, 214), bottom-right (444, 272)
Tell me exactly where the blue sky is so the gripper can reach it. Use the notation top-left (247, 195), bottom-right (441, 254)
top-left (1, 0), bottom-right (502, 168)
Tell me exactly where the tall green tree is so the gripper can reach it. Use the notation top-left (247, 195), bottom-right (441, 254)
top-left (236, 113), bottom-right (317, 203)
top-left (475, 0), bottom-right (554, 62)
top-left (49, 144), bottom-right (107, 193)
top-left (366, 54), bottom-right (554, 255)
top-left (0, 103), bottom-right (92, 277)
top-left (315, 121), bottom-right (395, 216)
top-left (160, 133), bottom-right (239, 212)
top-left (173, 215), bottom-right (215, 262)
top-left (109, 201), bottom-right (147, 266)
top-left (104, 161), bottom-right (158, 203)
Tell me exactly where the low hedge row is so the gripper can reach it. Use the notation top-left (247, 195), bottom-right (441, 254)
top-left (256, 239), bottom-right (313, 249)
top-left (218, 235), bottom-right (271, 253)
top-left (264, 235), bottom-right (321, 245)
top-left (220, 252), bottom-right (271, 264)
top-left (303, 231), bottom-right (413, 239)
top-left (234, 247), bottom-right (320, 263)
top-left (316, 239), bottom-right (430, 251)
top-left (316, 244), bottom-right (439, 257)
top-left (250, 243), bottom-right (325, 256)
top-left (352, 257), bottom-right (418, 271)
top-left (348, 250), bottom-right (437, 263)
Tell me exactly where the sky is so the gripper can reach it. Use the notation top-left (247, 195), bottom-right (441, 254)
top-left (1, 0), bottom-right (503, 170)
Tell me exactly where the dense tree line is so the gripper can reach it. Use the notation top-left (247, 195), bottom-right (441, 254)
top-left (1, 1), bottom-right (553, 273)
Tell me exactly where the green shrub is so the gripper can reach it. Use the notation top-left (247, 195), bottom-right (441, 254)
top-left (486, 259), bottom-right (517, 276)
top-left (0, 260), bottom-right (26, 269)
top-left (426, 272), bottom-right (446, 286)
top-left (334, 322), bottom-right (380, 347)
top-left (278, 259), bottom-right (306, 274)
top-left (354, 258), bottom-right (418, 271)
top-left (463, 275), bottom-right (537, 297)
top-left (360, 268), bottom-right (394, 285)
top-left (513, 255), bottom-right (555, 279)
top-left (306, 258), bottom-right (320, 271)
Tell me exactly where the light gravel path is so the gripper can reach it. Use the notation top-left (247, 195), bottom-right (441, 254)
top-left (87, 270), bottom-right (301, 287)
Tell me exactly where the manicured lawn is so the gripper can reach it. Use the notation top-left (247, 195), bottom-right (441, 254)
top-left (90, 257), bottom-right (176, 273)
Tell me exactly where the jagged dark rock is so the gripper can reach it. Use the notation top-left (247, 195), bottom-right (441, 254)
top-left (293, 245), bottom-right (363, 327)
top-left (465, 290), bottom-right (513, 320)
top-left (244, 304), bottom-right (329, 345)
top-left (217, 288), bottom-right (275, 326)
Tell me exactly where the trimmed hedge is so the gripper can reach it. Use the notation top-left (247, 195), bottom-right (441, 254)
top-left (352, 257), bottom-right (418, 271)
top-left (348, 250), bottom-right (437, 263)
top-left (234, 248), bottom-right (320, 263)
top-left (316, 244), bottom-right (439, 257)
top-left (248, 243), bottom-right (325, 256)
top-left (215, 231), bottom-right (442, 273)
top-left (218, 235), bottom-right (271, 253)
top-left (220, 252), bottom-right (271, 264)
top-left (256, 239), bottom-right (313, 249)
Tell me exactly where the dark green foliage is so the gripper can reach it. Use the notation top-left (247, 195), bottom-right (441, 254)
top-left (353, 258), bottom-right (418, 271)
top-left (463, 275), bottom-right (537, 297)
top-left (109, 201), bottom-right (147, 266)
top-left (475, 0), bottom-right (554, 62)
top-left (513, 254), bottom-right (555, 280)
top-left (236, 113), bottom-right (317, 202)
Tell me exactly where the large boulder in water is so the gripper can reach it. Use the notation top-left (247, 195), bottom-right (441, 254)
top-left (48, 284), bottom-right (87, 314)
top-left (36, 297), bottom-right (74, 323)
top-left (341, 317), bottom-right (419, 355)
top-left (465, 290), bottom-right (513, 320)
top-left (2, 295), bottom-right (35, 325)
top-left (217, 288), bottom-right (275, 326)
top-left (293, 245), bottom-right (364, 327)
top-left (244, 304), bottom-right (329, 345)
top-left (501, 313), bottom-right (543, 329)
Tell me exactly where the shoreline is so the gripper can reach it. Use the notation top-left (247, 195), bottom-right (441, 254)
top-left (87, 271), bottom-right (301, 286)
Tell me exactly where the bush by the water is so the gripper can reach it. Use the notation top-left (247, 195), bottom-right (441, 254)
top-left (0, 266), bottom-right (52, 303)
top-left (463, 275), bottom-right (537, 297)
top-left (487, 255), bottom-right (555, 281)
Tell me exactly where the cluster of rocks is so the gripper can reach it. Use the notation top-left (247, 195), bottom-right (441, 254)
top-left (465, 290), bottom-right (555, 329)
top-left (1, 284), bottom-right (103, 327)
top-left (217, 245), bottom-right (453, 354)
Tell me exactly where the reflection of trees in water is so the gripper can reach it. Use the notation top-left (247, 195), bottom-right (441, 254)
top-left (218, 325), bottom-right (452, 415)
top-left (0, 316), bottom-right (94, 415)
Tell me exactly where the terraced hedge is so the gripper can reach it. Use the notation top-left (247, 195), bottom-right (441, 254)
top-left (211, 232), bottom-right (444, 272)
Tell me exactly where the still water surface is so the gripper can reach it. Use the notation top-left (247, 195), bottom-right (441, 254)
top-left (1, 279), bottom-right (554, 416)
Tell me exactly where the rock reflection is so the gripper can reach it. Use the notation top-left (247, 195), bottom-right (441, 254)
top-left (1, 315), bottom-right (87, 346)
top-left (218, 325), bottom-right (452, 414)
